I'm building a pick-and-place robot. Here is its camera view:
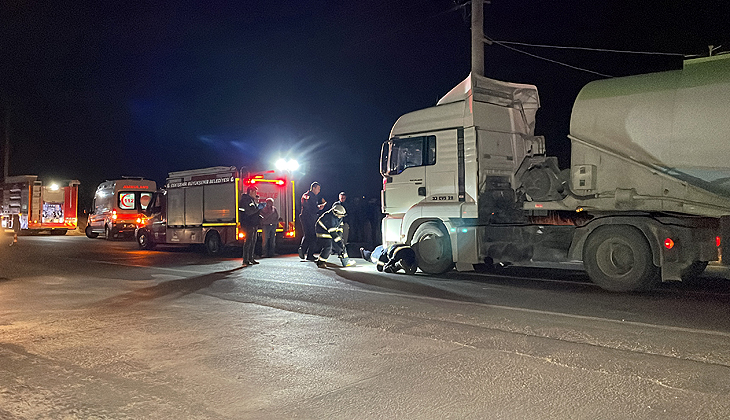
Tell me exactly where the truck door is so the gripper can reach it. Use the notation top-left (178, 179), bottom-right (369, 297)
top-left (382, 136), bottom-right (436, 214)
top-left (148, 191), bottom-right (167, 244)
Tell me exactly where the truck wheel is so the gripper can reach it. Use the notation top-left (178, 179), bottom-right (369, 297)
top-left (204, 232), bottom-right (223, 256)
top-left (680, 261), bottom-right (708, 283)
top-left (50, 229), bottom-right (67, 235)
top-left (411, 222), bottom-right (453, 274)
top-left (85, 225), bottom-right (99, 239)
top-left (137, 229), bottom-right (156, 250)
top-left (583, 226), bottom-right (659, 292)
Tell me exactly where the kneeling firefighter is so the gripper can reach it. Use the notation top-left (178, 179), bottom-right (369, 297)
top-left (361, 244), bottom-right (417, 274)
top-left (376, 244), bottom-right (418, 274)
top-left (315, 203), bottom-right (355, 267)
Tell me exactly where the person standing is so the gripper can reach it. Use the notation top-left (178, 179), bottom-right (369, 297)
top-left (239, 186), bottom-right (261, 266)
top-left (334, 191), bottom-right (350, 246)
top-left (298, 181), bottom-right (326, 261)
top-left (9, 213), bottom-right (20, 246)
top-left (259, 197), bottom-right (279, 258)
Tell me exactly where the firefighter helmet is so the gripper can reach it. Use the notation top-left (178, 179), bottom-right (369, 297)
top-left (332, 203), bottom-right (346, 217)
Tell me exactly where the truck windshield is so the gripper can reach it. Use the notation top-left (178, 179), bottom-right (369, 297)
top-left (383, 136), bottom-right (436, 175)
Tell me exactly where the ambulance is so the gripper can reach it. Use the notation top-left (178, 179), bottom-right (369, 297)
top-left (85, 177), bottom-right (157, 239)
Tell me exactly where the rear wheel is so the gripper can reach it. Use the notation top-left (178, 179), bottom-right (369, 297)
top-left (85, 225), bottom-right (99, 239)
top-left (137, 229), bottom-right (156, 250)
top-left (411, 222), bottom-right (453, 274)
top-left (204, 231), bottom-right (223, 256)
top-left (50, 229), bottom-right (67, 235)
top-left (583, 225), bottom-right (659, 292)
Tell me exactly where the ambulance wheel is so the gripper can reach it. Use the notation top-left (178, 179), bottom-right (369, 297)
top-left (85, 225), bottom-right (99, 238)
top-left (137, 229), bottom-right (155, 250)
top-left (583, 225), bottom-right (659, 292)
top-left (412, 221), bottom-right (453, 274)
top-left (105, 225), bottom-right (113, 240)
top-left (204, 231), bottom-right (223, 256)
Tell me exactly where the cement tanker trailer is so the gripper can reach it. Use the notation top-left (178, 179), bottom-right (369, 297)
top-left (380, 55), bottom-right (730, 291)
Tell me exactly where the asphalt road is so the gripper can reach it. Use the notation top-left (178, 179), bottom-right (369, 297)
top-left (2, 233), bottom-right (730, 419)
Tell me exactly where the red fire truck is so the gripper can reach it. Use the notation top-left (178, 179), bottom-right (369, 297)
top-left (1, 175), bottom-right (80, 235)
top-left (136, 166), bottom-right (296, 254)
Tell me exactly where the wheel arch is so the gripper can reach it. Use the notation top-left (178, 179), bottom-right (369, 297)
top-left (406, 217), bottom-right (449, 245)
top-left (569, 216), bottom-right (662, 267)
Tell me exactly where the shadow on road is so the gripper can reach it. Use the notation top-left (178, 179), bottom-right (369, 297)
top-left (97, 267), bottom-right (243, 307)
top-left (331, 265), bottom-right (483, 304)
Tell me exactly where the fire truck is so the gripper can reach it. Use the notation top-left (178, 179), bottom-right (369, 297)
top-left (136, 166), bottom-right (296, 254)
top-left (1, 175), bottom-right (80, 235)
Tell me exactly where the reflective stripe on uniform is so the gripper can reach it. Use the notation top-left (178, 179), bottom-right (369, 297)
top-left (333, 237), bottom-right (341, 242)
top-left (317, 233), bottom-right (332, 238)
top-left (318, 220), bottom-right (328, 230)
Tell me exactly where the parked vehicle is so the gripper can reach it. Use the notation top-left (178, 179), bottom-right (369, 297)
top-left (85, 177), bottom-right (156, 239)
top-left (1, 175), bottom-right (80, 235)
top-left (380, 55), bottom-right (730, 291)
top-left (136, 166), bottom-right (296, 254)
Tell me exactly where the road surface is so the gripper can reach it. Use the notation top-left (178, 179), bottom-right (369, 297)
top-left (2, 234), bottom-right (730, 419)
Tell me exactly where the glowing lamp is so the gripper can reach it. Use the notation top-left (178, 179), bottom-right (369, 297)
top-left (664, 238), bottom-right (675, 249)
top-left (717, 236), bottom-right (722, 247)
top-left (276, 158), bottom-right (299, 171)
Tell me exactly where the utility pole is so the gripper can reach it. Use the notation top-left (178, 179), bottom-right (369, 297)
top-left (471, 0), bottom-right (485, 77)
top-left (3, 98), bottom-right (9, 181)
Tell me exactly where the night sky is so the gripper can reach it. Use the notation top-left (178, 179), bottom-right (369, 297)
top-left (1, 0), bottom-right (727, 206)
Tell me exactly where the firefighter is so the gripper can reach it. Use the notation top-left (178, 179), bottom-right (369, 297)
top-left (298, 182), bottom-right (326, 261)
top-left (364, 243), bottom-right (417, 274)
top-left (238, 186), bottom-right (261, 266)
top-left (314, 203), bottom-right (355, 267)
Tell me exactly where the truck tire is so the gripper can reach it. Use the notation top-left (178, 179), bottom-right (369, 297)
top-left (583, 225), bottom-right (659, 292)
top-left (137, 229), bottom-right (156, 250)
top-left (51, 229), bottom-right (67, 235)
top-left (85, 225), bottom-right (99, 238)
top-left (411, 222), bottom-right (453, 274)
top-left (204, 231), bottom-right (223, 256)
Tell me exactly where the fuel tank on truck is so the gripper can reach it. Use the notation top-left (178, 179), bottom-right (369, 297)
top-left (570, 55), bottom-right (730, 197)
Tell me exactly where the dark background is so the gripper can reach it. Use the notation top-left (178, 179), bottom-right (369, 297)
top-left (1, 0), bottom-right (727, 208)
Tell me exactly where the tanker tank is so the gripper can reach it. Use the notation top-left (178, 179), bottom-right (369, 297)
top-left (569, 55), bottom-right (730, 196)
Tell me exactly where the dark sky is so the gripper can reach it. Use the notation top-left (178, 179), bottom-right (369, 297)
top-left (1, 0), bottom-right (727, 206)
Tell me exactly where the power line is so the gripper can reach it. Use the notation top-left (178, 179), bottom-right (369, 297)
top-left (488, 39), bottom-right (684, 57)
top-left (487, 37), bottom-right (613, 78)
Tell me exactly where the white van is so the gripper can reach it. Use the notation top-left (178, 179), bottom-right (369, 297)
top-left (85, 177), bottom-right (157, 239)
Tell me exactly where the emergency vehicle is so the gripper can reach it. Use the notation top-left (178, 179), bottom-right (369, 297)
top-left (136, 166), bottom-right (296, 254)
top-left (1, 175), bottom-right (80, 235)
top-left (85, 177), bottom-right (157, 239)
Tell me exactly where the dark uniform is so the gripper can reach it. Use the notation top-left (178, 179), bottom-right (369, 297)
top-left (298, 189), bottom-right (322, 260)
top-left (314, 204), bottom-right (351, 267)
top-left (376, 243), bottom-right (417, 274)
top-left (238, 191), bottom-right (260, 265)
